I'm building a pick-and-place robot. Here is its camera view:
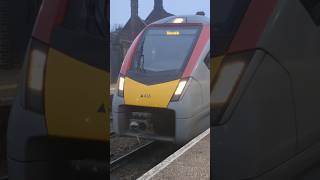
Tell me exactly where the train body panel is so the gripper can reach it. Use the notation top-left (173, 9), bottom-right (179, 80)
top-left (169, 66), bottom-right (210, 143)
top-left (213, 50), bottom-right (296, 179)
top-left (45, 48), bottom-right (108, 141)
top-left (124, 78), bottom-right (179, 108)
top-left (7, 0), bottom-right (108, 179)
top-left (213, 0), bottom-right (320, 179)
top-left (258, 0), bottom-right (320, 151)
top-left (113, 15), bottom-right (210, 144)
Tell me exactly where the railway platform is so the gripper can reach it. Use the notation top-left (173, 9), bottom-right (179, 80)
top-left (138, 129), bottom-right (210, 180)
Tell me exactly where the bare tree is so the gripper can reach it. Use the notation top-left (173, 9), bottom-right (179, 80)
top-left (111, 24), bottom-right (123, 32)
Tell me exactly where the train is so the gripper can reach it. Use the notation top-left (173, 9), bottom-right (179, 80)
top-left (212, 0), bottom-right (320, 179)
top-left (112, 15), bottom-right (210, 145)
top-left (0, 0), bottom-right (43, 176)
top-left (6, 0), bottom-right (108, 179)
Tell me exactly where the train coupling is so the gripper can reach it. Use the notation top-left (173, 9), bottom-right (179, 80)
top-left (129, 120), bottom-right (148, 132)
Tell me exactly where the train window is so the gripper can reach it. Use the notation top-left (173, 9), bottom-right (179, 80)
top-left (63, 0), bottom-right (106, 37)
top-left (204, 53), bottom-right (210, 69)
top-left (131, 27), bottom-right (200, 73)
top-left (213, 0), bottom-right (251, 55)
top-left (300, 0), bottom-right (320, 26)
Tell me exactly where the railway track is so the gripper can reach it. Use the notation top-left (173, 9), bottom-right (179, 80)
top-left (110, 141), bottom-right (178, 180)
top-left (110, 141), bottom-right (154, 172)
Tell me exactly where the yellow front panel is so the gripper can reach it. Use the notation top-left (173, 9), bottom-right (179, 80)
top-left (124, 78), bottom-right (179, 108)
top-left (45, 48), bottom-right (108, 141)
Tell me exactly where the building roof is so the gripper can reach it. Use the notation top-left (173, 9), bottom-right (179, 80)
top-left (118, 0), bottom-right (146, 42)
top-left (119, 16), bottom-right (146, 42)
top-left (145, 0), bottom-right (174, 24)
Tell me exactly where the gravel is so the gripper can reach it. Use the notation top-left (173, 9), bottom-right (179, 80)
top-left (110, 141), bottom-right (178, 180)
top-left (110, 135), bottom-right (152, 162)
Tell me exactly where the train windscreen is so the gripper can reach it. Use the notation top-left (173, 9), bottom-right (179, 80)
top-left (213, 0), bottom-right (251, 55)
top-left (131, 26), bottom-right (200, 73)
top-left (63, 0), bottom-right (107, 37)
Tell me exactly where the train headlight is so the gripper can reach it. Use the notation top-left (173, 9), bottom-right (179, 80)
top-left (118, 75), bottom-right (125, 97)
top-left (212, 61), bottom-right (245, 104)
top-left (171, 79), bottom-right (188, 101)
top-left (26, 40), bottom-right (48, 113)
top-left (212, 51), bottom-right (254, 125)
top-left (28, 49), bottom-right (47, 91)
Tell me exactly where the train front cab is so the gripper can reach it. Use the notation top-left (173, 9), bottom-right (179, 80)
top-left (212, 0), bottom-right (320, 179)
top-left (7, 0), bottom-right (108, 179)
top-left (112, 15), bottom-right (210, 145)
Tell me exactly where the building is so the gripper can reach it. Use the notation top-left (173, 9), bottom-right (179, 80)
top-left (145, 0), bottom-right (173, 24)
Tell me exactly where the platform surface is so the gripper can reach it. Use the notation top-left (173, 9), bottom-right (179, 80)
top-left (138, 129), bottom-right (210, 180)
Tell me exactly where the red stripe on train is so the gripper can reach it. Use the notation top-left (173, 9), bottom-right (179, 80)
top-left (228, 0), bottom-right (278, 53)
top-left (182, 25), bottom-right (210, 78)
top-left (32, 0), bottom-right (68, 44)
top-left (119, 30), bottom-right (144, 75)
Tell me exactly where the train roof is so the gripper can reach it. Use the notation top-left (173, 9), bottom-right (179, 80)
top-left (151, 15), bottom-right (210, 25)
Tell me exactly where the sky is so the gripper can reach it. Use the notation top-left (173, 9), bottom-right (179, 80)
top-left (110, 0), bottom-right (210, 30)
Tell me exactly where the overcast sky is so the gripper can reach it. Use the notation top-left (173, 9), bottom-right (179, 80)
top-left (110, 0), bottom-right (210, 30)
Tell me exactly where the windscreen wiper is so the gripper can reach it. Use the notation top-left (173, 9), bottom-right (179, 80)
top-left (136, 52), bottom-right (145, 73)
top-left (140, 54), bottom-right (145, 72)
top-left (136, 40), bottom-right (146, 73)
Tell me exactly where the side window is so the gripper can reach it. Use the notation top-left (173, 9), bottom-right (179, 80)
top-left (204, 53), bottom-right (210, 69)
top-left (300, 0), bottom-right (320, 26)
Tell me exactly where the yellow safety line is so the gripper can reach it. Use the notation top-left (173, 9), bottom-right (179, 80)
top-left (0, 84), bottom-right (17, 91)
